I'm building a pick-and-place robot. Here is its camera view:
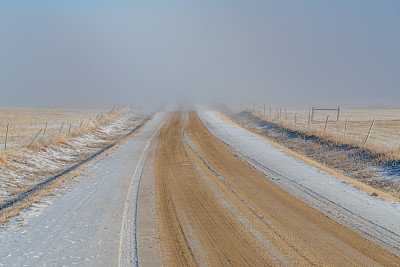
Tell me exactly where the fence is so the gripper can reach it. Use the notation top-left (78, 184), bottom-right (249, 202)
top-left (227, 102), bottom-right (400, 150)
top-left (0, 108), bottom-right (114, 151)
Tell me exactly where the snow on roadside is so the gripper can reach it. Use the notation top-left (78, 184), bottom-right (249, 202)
top-left (0, 111), bottom-right (148, 204)
top-left (197, 110), bottom-right (400, 244)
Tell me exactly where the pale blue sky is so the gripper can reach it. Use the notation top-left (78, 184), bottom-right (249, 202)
top-left (0, 1), bottom-right (399, 109)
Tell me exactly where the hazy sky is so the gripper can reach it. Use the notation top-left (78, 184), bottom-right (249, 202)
top-left (0, 1), bottom-right (399, 109)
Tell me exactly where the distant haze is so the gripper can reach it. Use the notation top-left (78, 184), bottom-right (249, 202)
top-left (0, 1), bottom-right (399, 110)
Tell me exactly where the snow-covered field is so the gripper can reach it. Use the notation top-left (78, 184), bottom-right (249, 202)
top-left (0, 109), bottom-right (148, 205)
top-left (198, 110), bottom-right (400, 255)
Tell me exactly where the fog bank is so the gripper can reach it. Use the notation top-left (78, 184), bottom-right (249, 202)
top-left (0, 1), bottom-right (399, 109)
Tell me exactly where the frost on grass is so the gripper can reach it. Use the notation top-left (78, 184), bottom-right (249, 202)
top-left (0, 109), bottom-right (148, 204)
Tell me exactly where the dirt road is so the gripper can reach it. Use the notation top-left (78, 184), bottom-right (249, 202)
top-left (1, 110), bottom-right (399, 266)
top-left (155, 111), bottom-right (400, 266)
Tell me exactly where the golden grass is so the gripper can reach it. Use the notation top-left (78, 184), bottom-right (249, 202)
top-left (0, 151), bottom-right (7, 165)
top-left (247, 110), bottom-right (400, 164)
top-left (2, 108), bottom-right (133, 152)
top-left (228, 105), bottom-right (400, 150)
top-left (0, 108), bottom-right (108, 149)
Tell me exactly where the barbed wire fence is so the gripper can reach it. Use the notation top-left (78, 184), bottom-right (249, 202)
top-left (227, 102), bottom-right (400, 150)
top-left (1, 107), bottom-right (123, 151)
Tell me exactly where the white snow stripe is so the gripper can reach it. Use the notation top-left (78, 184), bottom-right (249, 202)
top-left (118, 121), bottom-right (165, 267)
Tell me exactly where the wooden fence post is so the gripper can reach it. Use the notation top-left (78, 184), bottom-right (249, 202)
top-left (28, 129), bottom-right (42, 149)
top-left (68, 124), bottom-right (72, 136)
top-left (279, 108), bottom-right (282, 120)
top-left (43, 121), bottom-right (48, 137)
top-left (59, 123), bottom-right (64, 134)
top-left (343, 118), bottom-right (348, 140)
top-left (324, 115), bottom-right (329, 133)
top-left (337, 106), bottom-right (341, 121)
top-left (285, 110), bottom-right (288, 121)
top-left (5, 123), bottom-right (9, 151)
top-left (308, 108), bottom-right (311, 126)
top-left (365, 119), bottom-right (375, 145)
top-left (311, 107), bottom-right (315, 122)
top-left (295, 113), bottom-right (297, 125)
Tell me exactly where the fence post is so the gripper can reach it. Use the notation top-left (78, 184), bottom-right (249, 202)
top-left (343, 118), bottom-right (348, 140)
top-left (279, 108), bottom-right (282, 120)
top-left (365, 119), bottom-right (375, 145)
top-left (43, 121), bottom-right (48, 137)
top-left (308, 108), bottom-right (311, 126)
top-left (28, 129), bottom-right (42, 149)
top-left (311, 107), bottom-right (315, 122)
top-left (295, 113), bottom-right (297, 125)
top-left (5, 123), bottom-right (9, 151)
top-left (337, 106), bottom-right (341, 121)
top-left (324, 115), bottom-right (329, 133)
top-left (68, 124), bottom-right (72, 136)
top-left (59, 123), bottom-right (64, 134)
top-left (263, 105), bottom-right (266, 117)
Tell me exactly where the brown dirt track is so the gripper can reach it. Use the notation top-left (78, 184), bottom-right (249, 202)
top-left (154, 111), bottom-right (400, 266)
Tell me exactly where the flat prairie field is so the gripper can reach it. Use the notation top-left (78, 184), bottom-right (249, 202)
top-left (250, 108), bottom-right (400, 150)
top-left (0, 108), bottom-right (105, 149)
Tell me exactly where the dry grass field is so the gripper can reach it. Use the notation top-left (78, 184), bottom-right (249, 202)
top-left (284, 108), bottom-right (400, 150)
top-left (230, 104), bottom-right (400, 152)
top-left (0, 108), bottom-right (106, 150)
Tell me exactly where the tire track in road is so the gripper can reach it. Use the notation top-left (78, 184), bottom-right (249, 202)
top-left (118, 120), bottom-right (166, 267)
